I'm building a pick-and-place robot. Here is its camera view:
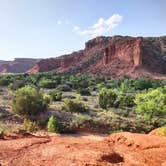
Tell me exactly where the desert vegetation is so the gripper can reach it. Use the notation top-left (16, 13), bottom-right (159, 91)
top-left (0, 73), bottom-right (166, 134)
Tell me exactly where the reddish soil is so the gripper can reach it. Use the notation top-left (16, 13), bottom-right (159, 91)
top-left (0, 132), bottom-right (166, 166)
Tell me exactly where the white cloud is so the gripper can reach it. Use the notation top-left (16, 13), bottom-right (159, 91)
top-left (73, 14), bottom-right (123, 37)
top-left (57, 20), bottom-right (62, 25)
top-left (73, 26), bottom-right (80, 31)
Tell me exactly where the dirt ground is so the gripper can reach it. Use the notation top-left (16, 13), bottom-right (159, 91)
top-left (0, 132), bottom-right (166, 166)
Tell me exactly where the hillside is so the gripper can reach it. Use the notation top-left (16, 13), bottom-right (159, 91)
top-left (28, 36), bottom-right (166, 79)
top-left (0, 58), bottom-right (40, 73)
top-left (0, 60), bottom-right (11, 66)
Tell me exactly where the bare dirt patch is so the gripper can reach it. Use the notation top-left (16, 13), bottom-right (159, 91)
top-left (0, 132), bottom-right (166, 166)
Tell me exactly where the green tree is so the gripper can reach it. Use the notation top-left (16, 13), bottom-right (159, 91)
top-left (119, 79), bottom-right (133, 93)
top-left (134, 78), bottom-right (153, 90)
top-left (117, 94), bottom-right (135, 108)
top-left (12, 86), bottom-right (48, 116)
top-left (134, 88), bottom-right (166, 124)
top-left (77, 88), bottom-right (91, 96)
top-left (0, 76), bottom-right (12, 86)
top-left (39, 79), bottom-right (57, 89)
top-left (99, 88), bottom-right (117, 109)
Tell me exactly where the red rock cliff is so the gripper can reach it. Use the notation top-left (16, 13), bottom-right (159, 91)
top-left (103, 37), bottom-right (142, 67)
top-left (0, 58), bottom-right (40, 73)
top-left (28, 36), bottom-right (166, 79)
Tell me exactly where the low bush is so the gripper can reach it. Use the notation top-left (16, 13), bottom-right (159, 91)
top-left (62, 99), bottom-right (87, 113)
top-left (119, 79), bottom-right (134, 93)
top-left (116, 94), bottom-right (135, 108)
top-left (99, 88), bottom-right (117, 109)
top-left (54, 121), bottom-right (76, 134)
top-left (39, 79), bottom-right (57, 89)
top-left (50, 90), bottom-right (62, 101)
top-left (135, 88), bottom-right (166, 124)
top-left (47, 116), bottom-right (59, 133)
top-left (77, 88), bottom-right (91, 96)
top-left (43, 94), bottom-right (52, 105)
top-left (72, 113), bottom-right (91, 128)
top-left (134, 78), bottom-right (153, 90)
top-left (12, 86), bottom-right (48, 116)
top-left (56, 84), bottom-right (71, 91)
top-left (23, 119), bottom-right (38, 132)
top-left (158, 126), bottom-right (166, 136)
top-left (163, 126), bottom-right (166, 136)
top-left (0, 76), bottom-right (12, 86)
top-left (9, 80), bottom-right (27, 90)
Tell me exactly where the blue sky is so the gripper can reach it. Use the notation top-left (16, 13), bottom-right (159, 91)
top-left (0, 0), bottom-right (165, 60)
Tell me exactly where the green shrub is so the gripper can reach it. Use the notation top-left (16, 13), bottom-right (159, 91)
top-left (23, 119), bottom-right (38, 132)
top-left (12, 86), bottom-right (48, 116)
top-left (99, 88), bottom-right (117, 109)
top-left (155, 126), bottom-right (166, 136)
top-left (77, 88), bottom-right (91, 96)
top-left (47, 116), bottom-right (59, 133)
top-left (43, 94), bottom-right (52, 105)
top-left (135, 88), bottom-right (166, 124)
top-left (63, 99), bottom-right (87, 113)
top-left (134, 78), bottom-right (153, 90)
top-left (9, 80), bottom-right (27, 90)
top-left (39, 79), bottom-right (57, 89)
top-left (72, 114), bottom-right (91, 128)
top-left (75, 93), bottom-right (81, 100)
top-left (106, 80), bottom-right (120, 89)
top-left (117, 94), bottom-right (135, 108)
top-left (50, 90), bottom-right (62, 101)
top-left (0, 76), bottom-right (12, 86)
top-left (163, 126), bottom-right (166, 136)
top-left (119, 79), bottom-right (134, 93)
top-left (56, 84), bottom-right (71, 91)
top-left (70, 76), bottom-right (89, 89)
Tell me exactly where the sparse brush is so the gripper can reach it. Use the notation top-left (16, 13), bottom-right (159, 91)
top-left (47, 116), bottom-right (59, 133)
top-left (23, 119), bottom-right (38, 132)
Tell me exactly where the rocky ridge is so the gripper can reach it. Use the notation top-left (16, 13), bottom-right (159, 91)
top-left (1, 36), bottom-right (166, 78)
top-left (28, 36), bottom-right (166, 79)
top-left (0, 58), bottom-right (40, 73)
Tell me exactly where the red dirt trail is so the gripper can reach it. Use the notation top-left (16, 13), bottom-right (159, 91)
top-left (0, 132), bottom-right (166, 166)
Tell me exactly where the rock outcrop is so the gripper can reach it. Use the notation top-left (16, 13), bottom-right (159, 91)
top-left (103, 37), bottom-right (142, 67)
top-left (0, 60), bottom-right (11, 66)
top-left (28, 50), bottom-right (85, 73)
top-left (0, 58), bottom-right (40, 73)
top-left (28, 36), bottom-right (166, 79)
top-left (2, 35), bottom-right (166, 78)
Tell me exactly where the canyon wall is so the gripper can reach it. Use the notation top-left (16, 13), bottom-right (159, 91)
top-left (3, 36), bottom-right (166, 79)
top-left (0, 58), bottom-right (40, 73)
top-left (103, 37), bottom-right (143, 67)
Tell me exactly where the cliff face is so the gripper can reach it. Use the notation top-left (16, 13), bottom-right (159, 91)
top-left (103, 37), bottom-right (142, 67)
top-left (28, 50), bottom-right (85, 73)
top-left (0, 58), bottom-right (40, 73)
top-left (0, 60), bottom-right (11, 66)
top-left (142, 37), bottom-right (166, 74)
top-left (25, 36), bottom-right (166, 78)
